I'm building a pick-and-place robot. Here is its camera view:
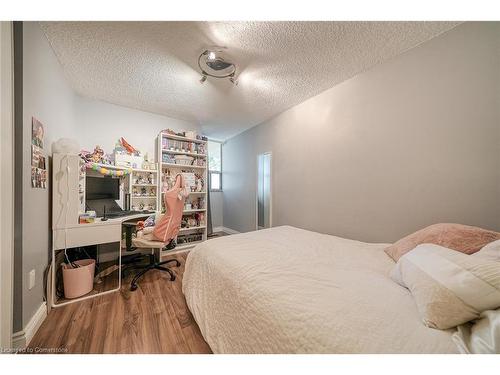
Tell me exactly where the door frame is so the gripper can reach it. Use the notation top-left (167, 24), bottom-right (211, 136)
top-left (0, 21), bottom-right (15, 350)
top-left (255, 152), bottom-right (272, 231)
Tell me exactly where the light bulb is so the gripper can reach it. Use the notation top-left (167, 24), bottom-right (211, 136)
top-left (207, 51), bottom-right (216, 61)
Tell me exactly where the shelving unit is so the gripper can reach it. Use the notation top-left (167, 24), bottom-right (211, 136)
top-left (52, 155), bottom-right (136, 308)
top-left (156, 131), bottom-right (208, 253)
top-left (127, 168), bottom-right (160, 211)
top-left (161, 162), bottom-right (206, 170)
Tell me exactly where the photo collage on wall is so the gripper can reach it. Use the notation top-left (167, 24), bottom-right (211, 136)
top-left (31, 117), bottom-right (47, 189)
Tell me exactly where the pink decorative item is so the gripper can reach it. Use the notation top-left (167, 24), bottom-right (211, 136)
top-left (385, 223), bottom-right (500, 262)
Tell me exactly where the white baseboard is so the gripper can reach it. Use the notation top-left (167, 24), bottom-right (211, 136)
top-left (218, 226), bottom-right (240, 235)
top-left (12, 302), bottom-right (47, 349)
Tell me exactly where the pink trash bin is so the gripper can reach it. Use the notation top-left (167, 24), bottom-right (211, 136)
top-left (62, 259), bottom-right (96, 299)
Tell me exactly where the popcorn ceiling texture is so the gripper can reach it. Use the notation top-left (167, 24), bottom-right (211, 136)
top-left (40, 21), bottom-right (459, 140)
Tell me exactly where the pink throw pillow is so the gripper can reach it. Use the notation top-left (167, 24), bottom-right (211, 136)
top-left (385, 223), bottom-right (500, 262)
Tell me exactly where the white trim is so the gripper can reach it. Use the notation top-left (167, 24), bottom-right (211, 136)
top-left (218, 226), bottom-right (240, 235)
top-left (0, 21), bottom-right (14, 351)
top-left (11, 302), bottom-right (47, 349)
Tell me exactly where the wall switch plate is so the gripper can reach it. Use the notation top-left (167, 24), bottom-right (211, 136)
top-left (29, 269), bottom-right (36, 290)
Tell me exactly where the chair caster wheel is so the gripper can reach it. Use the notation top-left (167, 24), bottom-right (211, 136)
top-left (130, 284), bottom-right (138, 291)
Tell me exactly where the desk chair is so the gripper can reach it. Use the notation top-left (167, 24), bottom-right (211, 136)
top-left (122, 222), bottom-right (180, 291)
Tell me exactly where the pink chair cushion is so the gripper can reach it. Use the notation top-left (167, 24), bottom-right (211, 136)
top-left (385, 223), bottom-right (500, 262)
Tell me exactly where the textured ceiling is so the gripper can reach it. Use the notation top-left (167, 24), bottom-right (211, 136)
top-left (40, 21), bottom-right (459, 140)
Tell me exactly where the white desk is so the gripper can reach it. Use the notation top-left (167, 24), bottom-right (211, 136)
top-left (52, 213), bottom-right (151, 250)
top-left (51, 213), bottom-right (151, 308)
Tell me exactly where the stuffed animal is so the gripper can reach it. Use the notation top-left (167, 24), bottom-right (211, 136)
top-left (136, 221), bottom-right (145, 231)
top-left (90, 146), bottom-right (104, 163)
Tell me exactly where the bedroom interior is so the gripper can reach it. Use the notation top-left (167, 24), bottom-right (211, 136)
top-left (1, 1), bottom-right (500, 370)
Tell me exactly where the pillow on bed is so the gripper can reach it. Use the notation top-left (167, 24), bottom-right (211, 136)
top-left (472, 239), bottom-right (500, 262)
top-left (452, 308), bottom-right (500, 354)
top-left (390, 243), bottom-right (500, 330)
top-left (385, 223), bottom-right (500, 262)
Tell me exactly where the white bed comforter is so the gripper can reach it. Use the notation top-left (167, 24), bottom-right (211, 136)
top-left (182, 226), bottom-right (459, 353)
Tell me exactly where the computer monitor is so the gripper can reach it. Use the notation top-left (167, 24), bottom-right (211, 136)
top-left (85, 176), bottom-right (122, 217)
top-left (85, 176), bottom-right (120, 200)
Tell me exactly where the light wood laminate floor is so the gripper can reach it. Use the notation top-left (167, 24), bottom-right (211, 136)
top-left (28, 252), bottom-right (212, 354)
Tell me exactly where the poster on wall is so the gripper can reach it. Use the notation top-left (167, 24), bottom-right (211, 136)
top-left (31, 117), bottom-right (47, 189)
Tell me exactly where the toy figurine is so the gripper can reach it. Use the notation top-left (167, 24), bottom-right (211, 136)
top-left (132, 187), bottom-right (138, 196)
top-left (139, 202), bottom-right (145, 210)
top-left (196, 178), bottom-right (203, 192)
top-left (141, 187), bottom-right (147, 196)
top-left (149, 187), bottom-right (155, 196)
top-left (187, 217), bottom-right (197, 227)
top-left (90, 145), bottom-right (105, 163)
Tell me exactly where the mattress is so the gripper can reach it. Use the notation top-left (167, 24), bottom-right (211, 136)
top-left (182, 226), bottom-right (459, 353)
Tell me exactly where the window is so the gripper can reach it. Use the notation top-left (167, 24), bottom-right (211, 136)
top-left (208, 140), bottom-right (222, 191)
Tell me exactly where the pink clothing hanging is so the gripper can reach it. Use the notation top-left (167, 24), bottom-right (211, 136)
top-left (153, 174), bottom-right (189, 243)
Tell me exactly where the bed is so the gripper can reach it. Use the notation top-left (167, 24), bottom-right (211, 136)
top-left (182, 226), bottom-right (459, 353)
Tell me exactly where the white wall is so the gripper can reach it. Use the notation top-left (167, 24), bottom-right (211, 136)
top-left (16, 22), bottom-right (210, 332)
top-left (223, 22), bottom-right (500, 242)
top-left (75, 96), bottom-right (200, 160)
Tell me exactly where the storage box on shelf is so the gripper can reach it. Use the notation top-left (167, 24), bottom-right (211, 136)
top-left (156, 131), bottom-right (208, 253)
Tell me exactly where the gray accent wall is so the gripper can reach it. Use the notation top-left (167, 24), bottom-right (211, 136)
top-left (16, 21), bottom-right (79, 332)
top-left (223, 22), bottom-right (500, 242)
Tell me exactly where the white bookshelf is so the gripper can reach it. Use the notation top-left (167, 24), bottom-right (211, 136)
top-left (127, 168), bottom-right (160, 211)
top-left (156, 131), bottom-right (208, 253)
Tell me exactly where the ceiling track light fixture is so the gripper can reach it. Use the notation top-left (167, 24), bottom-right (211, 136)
top-left (198, 48), bottom-right (238, 85)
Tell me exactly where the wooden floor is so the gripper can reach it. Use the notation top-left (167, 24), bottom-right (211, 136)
top-left (28, 252), bottom-right (212, 354)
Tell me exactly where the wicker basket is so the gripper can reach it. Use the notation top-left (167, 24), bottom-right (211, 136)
top-left (174, 155), bottom-right (194, 165)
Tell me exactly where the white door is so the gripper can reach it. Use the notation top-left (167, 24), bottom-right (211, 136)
top-left (0, 21), bottom-right (14, 350)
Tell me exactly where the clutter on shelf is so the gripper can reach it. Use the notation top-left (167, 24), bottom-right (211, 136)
top-left (132, 170), bottom-right (157, 185)
top-left (174, 155), bottom-right (194, 165)
top-left (181, 212), bottom-right (205, 228)
top-left (113, 138), bottom-right (143, 169)
top-left (78, 211), bottom-right (96, 224)
top-left (184, 197), bottom-right (205, 210)
top-left (79, 145), bottom-right (132, 176)
top-left (176, 232), bottom-right (203, 245)
top-left (79, 145), bottom-right (113, 165)
top-left (142, 153), bottom-right (156, 170)
top-left (162, 128), bottom-right (208, 142)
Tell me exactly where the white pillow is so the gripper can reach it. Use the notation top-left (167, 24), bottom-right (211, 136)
top-left (453, 308), bottom-right (500, 354)
top-left (472, 239), bottom-right (500, 262)
top-left (391, 243), bottom-right (500, 330)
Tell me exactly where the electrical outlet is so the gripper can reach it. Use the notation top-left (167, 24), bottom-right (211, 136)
top-left (29, 269), bottom-right (36, 290)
